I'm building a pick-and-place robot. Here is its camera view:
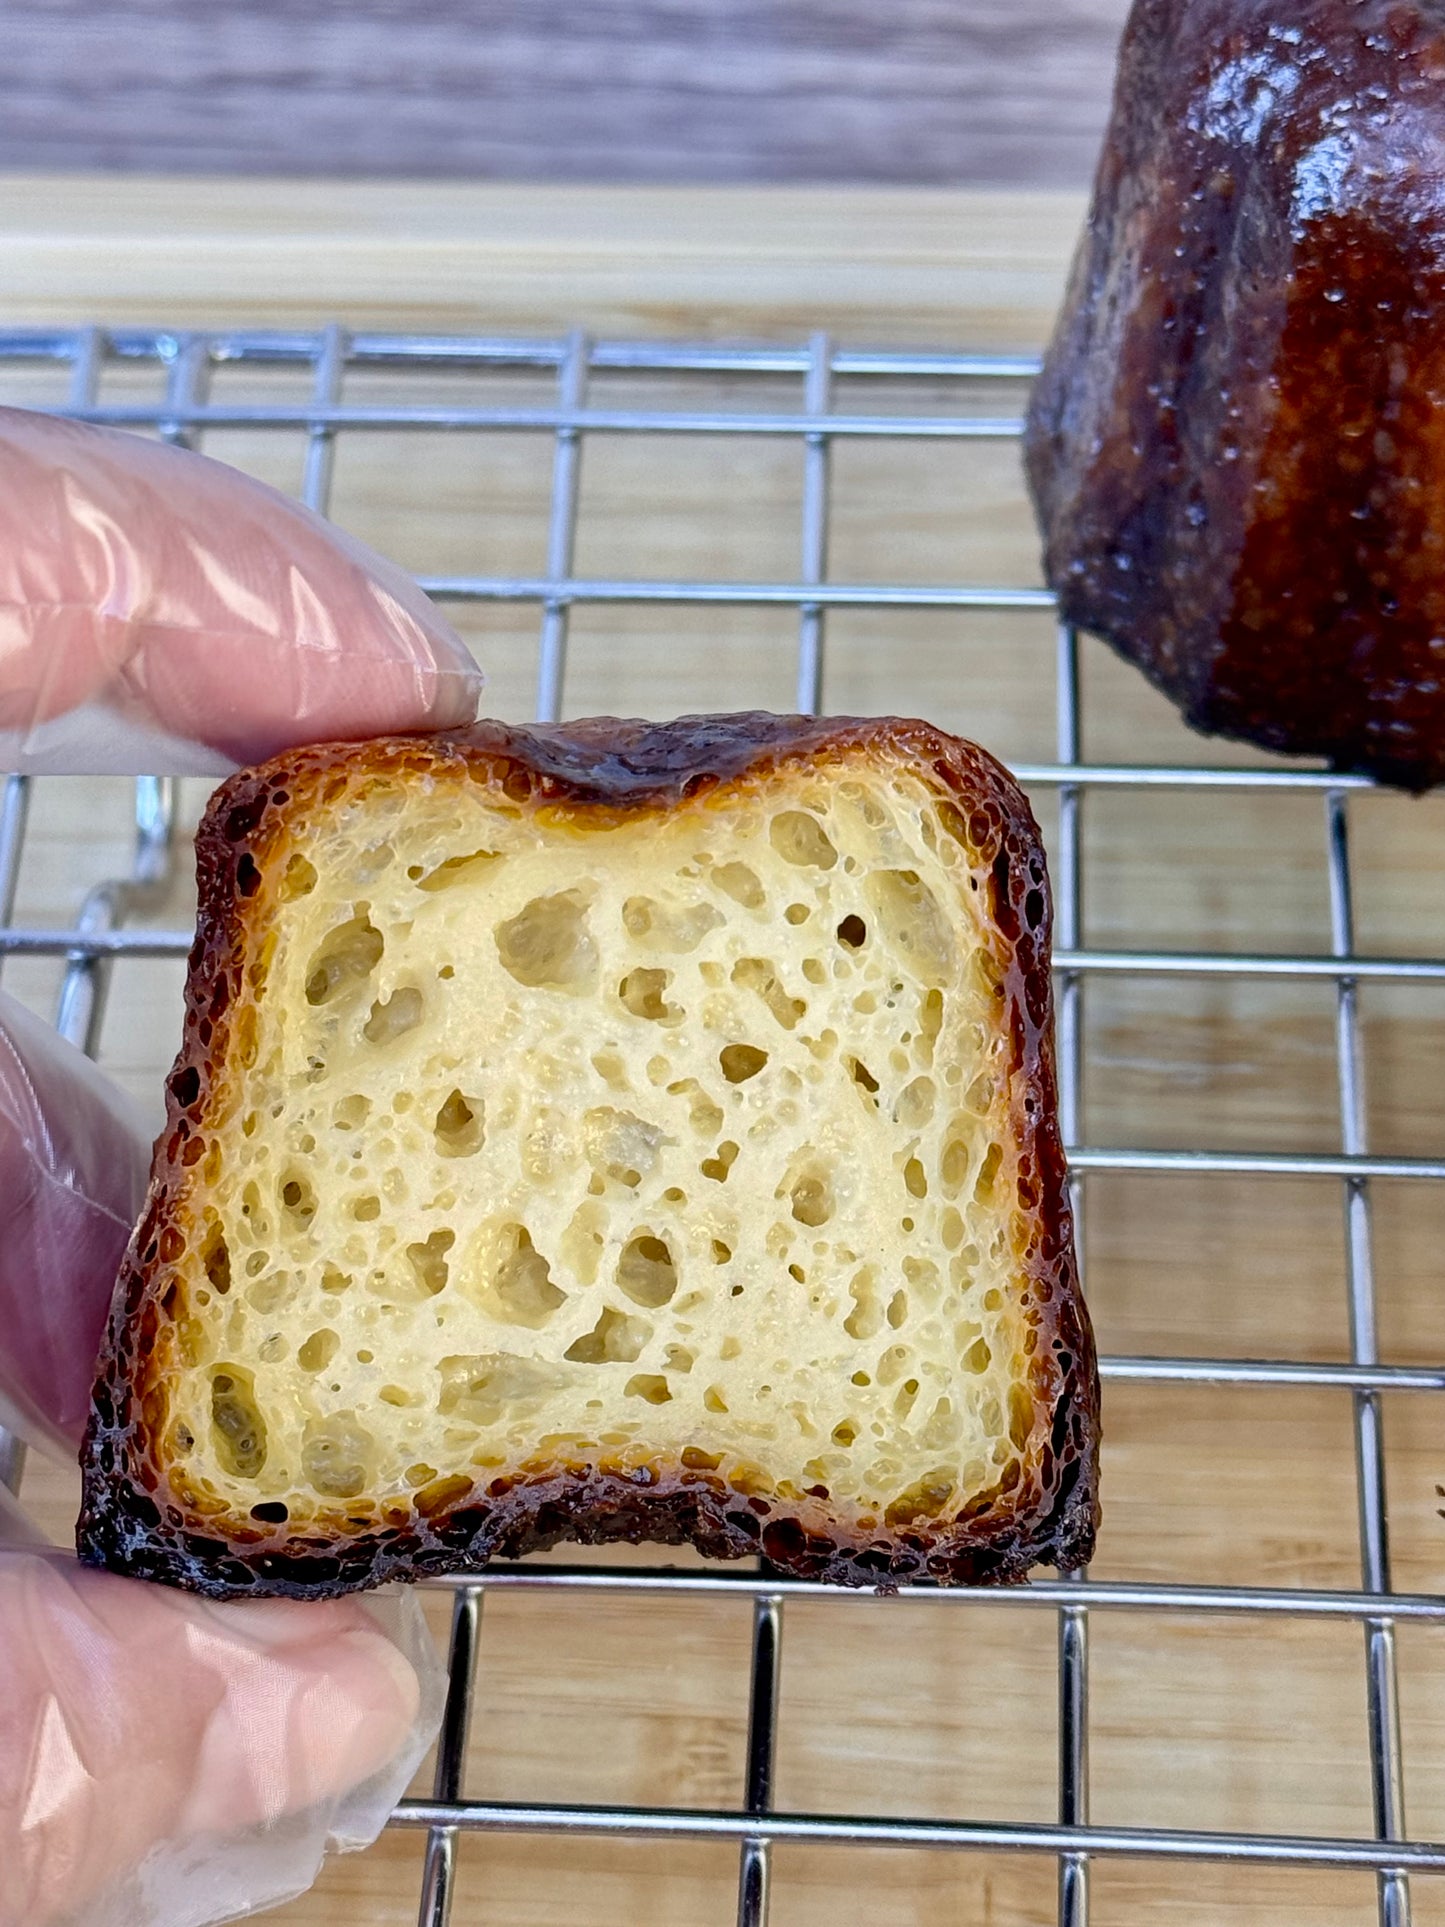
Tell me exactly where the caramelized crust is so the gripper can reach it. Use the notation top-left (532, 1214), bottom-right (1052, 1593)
top-left (1026, 0), bottom-right (1445, 789)
top-left (78, 714), bottom-right (1098, 1597)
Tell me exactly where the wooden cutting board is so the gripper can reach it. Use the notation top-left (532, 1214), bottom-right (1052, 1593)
top-left (7, 177), bottom-right (1445, 1927)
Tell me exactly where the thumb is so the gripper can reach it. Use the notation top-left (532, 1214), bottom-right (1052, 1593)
top-left (0, 406), bottom-right (482, 775)
top-left (0, 1550), bottom-right (431, 1927)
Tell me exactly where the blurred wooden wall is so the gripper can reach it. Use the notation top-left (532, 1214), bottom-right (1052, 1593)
top-left (0, 0), bottom-right (1127, 186)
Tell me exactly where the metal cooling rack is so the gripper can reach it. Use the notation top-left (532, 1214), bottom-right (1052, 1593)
top-left (2, 325), bottom-right (1444, 1927)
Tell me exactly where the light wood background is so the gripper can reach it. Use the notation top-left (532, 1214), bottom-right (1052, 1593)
top-left (8, 179), bottom-right (1445, 1926)
top-left (0, 1), bottom-right (1128, 186)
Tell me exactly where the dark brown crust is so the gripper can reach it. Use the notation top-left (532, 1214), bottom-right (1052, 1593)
top-left (77, 712), bottom-right (1099, 1597)
top-left (1025, 0), bottom-right (1445, 790)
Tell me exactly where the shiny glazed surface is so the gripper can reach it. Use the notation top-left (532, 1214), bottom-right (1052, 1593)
top-left (1026, 0), bottom-right (1445, 788)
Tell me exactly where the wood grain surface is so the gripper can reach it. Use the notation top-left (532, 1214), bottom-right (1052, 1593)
top-left (0, 176), bottom-right (1088, 348)
top-left (8, 179), bottom-right (1445, 1926)
top-left (0, 0), bottom-right (1127, 186)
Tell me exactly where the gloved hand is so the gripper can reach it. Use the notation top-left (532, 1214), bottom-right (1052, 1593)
top-left (0, 404), bottom-right (481, 774)
top-left (0, 410), bottom-right (477, 1927)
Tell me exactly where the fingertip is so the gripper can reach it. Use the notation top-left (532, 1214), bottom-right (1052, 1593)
top-left (176, 1593), bottom-right (426, 1833)
top-left (297, 1598), bottom-right (424, 1744)
top-left (2, 1558), bottom-right (432, 1924)
top-left (302, 1614), bottom-right (424, 1793)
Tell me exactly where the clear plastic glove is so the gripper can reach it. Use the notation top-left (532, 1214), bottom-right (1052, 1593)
top-left (0, 411), bottom-right (459, 1927)
top-left (0, 1516), bottom-right (438, 1927)
top-left (0, 405), bottom-right (483, 774)
top-left (0, 987), bottom-right (152, 1458)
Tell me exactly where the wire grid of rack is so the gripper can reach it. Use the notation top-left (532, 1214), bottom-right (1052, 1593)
top-left (2, 323), bottom-right (1445, 1927)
